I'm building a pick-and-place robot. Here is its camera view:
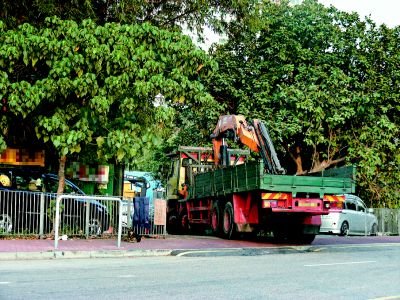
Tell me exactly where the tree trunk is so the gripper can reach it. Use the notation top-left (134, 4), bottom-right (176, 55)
top-left (51, 155), bottom-right (67, 237)
top-left (57, 155), bottom-right (67, 194)
top-left (309, 157), bottom-right (346, 173)
top-left (289, 146), bottom-right (305, 175)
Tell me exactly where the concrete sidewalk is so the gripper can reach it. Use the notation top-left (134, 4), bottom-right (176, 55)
top-left (1, 234), bottom-right (400, 260)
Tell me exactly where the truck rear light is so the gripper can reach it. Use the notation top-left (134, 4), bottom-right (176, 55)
top-left (323, 201), bottom-right (330, 209)
top-left (263, 200), bottom-right (277, 208)
top-left (323, 195), bottom-right (344, 210)
top-left (330, 201), bottom-right (343, 209)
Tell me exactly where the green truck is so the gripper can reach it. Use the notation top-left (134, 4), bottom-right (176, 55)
top-left (166, 115), bottom-right (355, 243)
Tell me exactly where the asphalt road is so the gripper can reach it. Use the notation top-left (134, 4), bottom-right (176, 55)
top-left (1, 243), bottom-right (400, 300)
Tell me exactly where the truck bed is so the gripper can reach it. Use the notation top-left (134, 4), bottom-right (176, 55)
top-left (190, 161), bottom-right (355, 199)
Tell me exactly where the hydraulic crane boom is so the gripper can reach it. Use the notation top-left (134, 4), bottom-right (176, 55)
top-left (210, 115), bottom-right (285, 174)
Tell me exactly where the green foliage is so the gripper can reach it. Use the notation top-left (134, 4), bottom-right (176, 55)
top-left (0, 17), bottom-right (217, 170)
top-left (207, 0), bottom-right (400, 207)
top-left (0, 0), bottom-right (259, 41)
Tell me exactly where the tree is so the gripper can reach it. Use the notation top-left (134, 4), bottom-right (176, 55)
top-left (0, 17), bottom-right (218, 193)
top-left (206, 0), bottom-right (400, 207)
top-left (0, 0), bottom-right (259, 40)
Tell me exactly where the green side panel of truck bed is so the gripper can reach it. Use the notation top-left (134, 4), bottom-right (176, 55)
top-left (190, 161), bottom-right (355, 199)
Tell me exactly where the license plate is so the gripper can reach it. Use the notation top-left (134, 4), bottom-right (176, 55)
top-left (299, 201), bottom-right (317, 207)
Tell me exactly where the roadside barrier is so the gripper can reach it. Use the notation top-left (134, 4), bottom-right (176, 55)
top-left (55, 195), bottom-right (122, 249)
top-left (0, 189), bottom-right (167, 241)
top-left (0, 189), bottom-right (52, 236)
top-left (374, 208), bottom-right (400, 235)
top-left (122, 198), bottom-right (167, 238)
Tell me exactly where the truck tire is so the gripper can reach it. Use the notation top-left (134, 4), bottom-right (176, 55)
top-left (222, 202), bottom-right (235, 239)
top-left (179, 212), bottom-right (190, 234)
top-left (273, 228), bottom-right (288, 243)
top-left (294, 233), bottom-right (316, 244)
top-left (167, 213), bottom-right (178, 234)
top-left (211, 201), bottom-right (221, 235)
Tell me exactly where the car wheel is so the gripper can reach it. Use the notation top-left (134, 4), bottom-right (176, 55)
top-left (88, 218), bottom-right (102, 236)
top-left (371, 223), bottom-right (378, 236)
top-left (339, 221), bottom-right (349, 236)
top-left (0, 214), bottom-right (13, 233)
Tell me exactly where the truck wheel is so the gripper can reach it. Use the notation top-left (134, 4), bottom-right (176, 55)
top-left (180, 213), bottom-right (190, 234)
top-left (222, 202), bottom-right (235, 239)
top-left (211, 202), bottom-right (221, 235)
top-left (273, 228), bottom-right (287, 243)
top-left (293, 233), bottom-right (316, 244)
top-left (167, 214), bottom-right (178, 234)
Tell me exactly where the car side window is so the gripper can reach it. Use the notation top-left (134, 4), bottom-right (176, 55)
top-left (357, 201), bottom-right (366, 212)
top-left (346, 202), bottom-right (356, 211)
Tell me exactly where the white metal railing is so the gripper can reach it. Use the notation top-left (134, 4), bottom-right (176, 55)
top-left (374, 208), bottom-right (400, 235)
top-left (0, 189), bottom-right (52, 235)
top-left (122, 198), bottom-right (167, 237)
top-left (55, 195), bottom-right (122, 249)
top-left (1, 190), bottom-right (167, 242)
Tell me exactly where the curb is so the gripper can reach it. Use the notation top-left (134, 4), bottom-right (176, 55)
top-left (0, 245), bottom-right (313, 260)
top-left (2, 241), bottom-right (400, 261)
top-left (0, 249), bottom-right (173, 261)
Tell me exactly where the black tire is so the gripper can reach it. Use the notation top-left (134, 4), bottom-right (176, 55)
top-left (273, 228), bottom-right (287, 243)
top-left (286, 228), bottom-right (316, 244)
top-left (211, 201), bottom-right (221, 235)
top-left (339, 221), bottom-right (349, 236)
top-left (295, 233), bottom-right (316, 244)
top-left (222, 202), bottom-right (235, 239)
top-left (371, 223), bottom-right (378, 236)
top-left (179, 212), bottom-right (190, 234)
top-left (166, 213), bottom-right (179, 234)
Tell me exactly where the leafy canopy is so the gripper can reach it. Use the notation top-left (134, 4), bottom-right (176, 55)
top-left (207, 0), bottom-right (400, 207)
top-left (0, 0), bottom-right (259, 40)
top-left (0, 17), bottom-right (218, 170)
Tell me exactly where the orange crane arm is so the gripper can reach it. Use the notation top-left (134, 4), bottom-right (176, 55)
top-left (210, 115), bottom-right (260, 165)
top-left (210, 115), bottom-right (285, 174)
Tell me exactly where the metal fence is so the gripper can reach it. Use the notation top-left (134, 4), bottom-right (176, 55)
top-left (374, 208), bottom-right (400, 235)
top-left (121, 198), bottom-right (167, 237)
top-left (0, 189), bottom-right (167, 239)
top-left (55, 194), bottom-right (123, 249)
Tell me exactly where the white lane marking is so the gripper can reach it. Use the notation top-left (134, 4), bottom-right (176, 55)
top-left (118, 275), bottom-right (136, 278)
top-left (331, 243), bottom-right (400, 249)
top-left (305, 260), bottom-right (376, 267)
top-left (370, 296), bottom-right (400, 300)
top-left (0, 282), bottom-right (11, 284)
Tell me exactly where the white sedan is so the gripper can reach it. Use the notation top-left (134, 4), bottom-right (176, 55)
top-left (320, 194), bottom-right (378, 236)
